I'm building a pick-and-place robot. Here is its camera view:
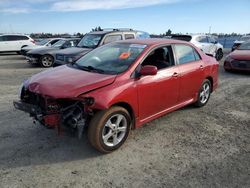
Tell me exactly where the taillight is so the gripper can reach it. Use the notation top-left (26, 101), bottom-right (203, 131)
top-left (31, 39), bottom-right (35, 44)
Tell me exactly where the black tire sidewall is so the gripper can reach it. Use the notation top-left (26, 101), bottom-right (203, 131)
top-left (216, 49), bottom-right (223, 61)
top-left (98, 109), bottom-right (131, 152)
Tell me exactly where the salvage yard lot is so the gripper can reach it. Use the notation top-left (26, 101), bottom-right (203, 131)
top-left (0, 52), bottom-right (249, 187)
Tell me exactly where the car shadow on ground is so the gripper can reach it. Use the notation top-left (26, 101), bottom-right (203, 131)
top-left (0, 62), bottom-right (41, 69)
top-left (0, 125), bottom-right (101, 170)
top-left (0, 52), bottom-right (19, 56)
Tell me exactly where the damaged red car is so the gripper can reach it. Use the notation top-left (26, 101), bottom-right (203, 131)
top-left (14, 39), bottom-right (219, 153)
top-left (224, 41), bottom-right (250, 72)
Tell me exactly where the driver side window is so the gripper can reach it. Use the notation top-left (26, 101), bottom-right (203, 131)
top-left (141, 46), bottom-right (175, 70)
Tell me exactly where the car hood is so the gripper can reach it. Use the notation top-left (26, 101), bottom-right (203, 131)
top-left (26, 65), bottom-right (116, 98)
top-left (230, 50), bottom-right (250, 60)
top-left (55, 47), bottom-right (92, 56)
top-left (28, 47), bottom-right (59, 55)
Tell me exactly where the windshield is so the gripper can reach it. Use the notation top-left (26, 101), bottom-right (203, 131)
top-left (74, 43), bottom-right (146, 75)
top-left (36, 39), bottom-right (50, 45)
top-left (52, 39), bottom-right (65, 47)
top-left (238, 42), bottom-right (250, 50)
top-left (77, 34), bottom-right (103, 48)
top-left (239, 36), bottom-right (250, 41)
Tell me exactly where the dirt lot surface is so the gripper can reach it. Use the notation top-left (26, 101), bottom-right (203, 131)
top-left (0, 52), bottom-right (249, 188)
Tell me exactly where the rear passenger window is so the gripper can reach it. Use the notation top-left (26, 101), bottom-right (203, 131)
top-left (2, 35), bottom-right (28, 41)
top-left (125, 34), bottom-right (135, 40)
top-left (197, 36), bottom-right (208, 43)
top-left (103, 35), bottom-right (122, 44)
top-left (174, 45), bottom-right (198, 64)
top-left (18, 36), bottom-right (29, 40)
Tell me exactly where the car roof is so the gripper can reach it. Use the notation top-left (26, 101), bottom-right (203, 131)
top-left (116, 38), bottom-right (191, 46)
top-left (64, 38), bottom-right (81, 40)
top-left (0, 34), bottom-right (30, 37)
top-left (88, 30), bottom-right (136, 35)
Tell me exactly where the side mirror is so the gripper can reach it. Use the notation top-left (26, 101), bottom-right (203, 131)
top-left (139, 65), bottom-right (158, 76)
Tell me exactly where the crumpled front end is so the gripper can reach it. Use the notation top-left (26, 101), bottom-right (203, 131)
top-left (13, 85), bottom-right (92, 137)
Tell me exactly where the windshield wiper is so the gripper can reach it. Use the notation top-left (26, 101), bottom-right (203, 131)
top-left (80, 65), bottom-right (104, 73)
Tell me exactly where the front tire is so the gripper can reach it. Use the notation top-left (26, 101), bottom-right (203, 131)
top-left (88, 106), bottom-right (131, 153)
top-left (194, 79), bottom-right (211, 107)
top-left (40, 55), bottom-right (54, 67)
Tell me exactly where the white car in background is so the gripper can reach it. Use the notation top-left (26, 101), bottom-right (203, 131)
top-left (0, 34), bottom-right (35, 54)
top-left (171, 34), bottom-right (224, 61)
top-left (20, 38), bottom-right (63, 55)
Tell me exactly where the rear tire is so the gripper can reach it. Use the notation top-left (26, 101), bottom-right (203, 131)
top-left (88, 106), bottom-right (131, 153)
top-left (40, 54), bottom-right (54, 67)
top-left (215, 49), bottom-right (223, 61)
top-left (194, 79), bottom-right (211, 107)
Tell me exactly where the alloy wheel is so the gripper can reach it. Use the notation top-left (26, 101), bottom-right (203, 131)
top-left (41, 55), bottom-right (53, 67)
top-left (102, 114), bottom-right (128, 147)
top-left (200, 82), bottom-right (210, 104)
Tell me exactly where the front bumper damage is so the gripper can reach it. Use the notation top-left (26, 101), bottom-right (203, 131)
top-left (13, 96), bottom-right (89, 138)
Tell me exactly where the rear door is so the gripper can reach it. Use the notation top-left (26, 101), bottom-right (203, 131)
top-left (5, 35), bottom-right (27, 51)
top-left (207, 36), bottom-right (217, 56)
top-left (197, 36), bottom-right (211, 54)
top-left (173, 44), bottom-right (205, 103)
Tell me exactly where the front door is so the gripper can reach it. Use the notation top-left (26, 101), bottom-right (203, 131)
top-left (136, 45), bottom-right (180, 121)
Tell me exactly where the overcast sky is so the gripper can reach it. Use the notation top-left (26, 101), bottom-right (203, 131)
top-left (0, 0), bottom-right (249, 34)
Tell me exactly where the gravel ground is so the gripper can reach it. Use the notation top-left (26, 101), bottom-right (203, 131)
top-left (0, 51), bottom-right (249, 188)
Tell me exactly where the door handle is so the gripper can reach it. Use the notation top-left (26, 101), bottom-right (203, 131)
top-left (172, 72), bottom-right (178, 77)
top-left (199, 65), bottom-right (204, 69)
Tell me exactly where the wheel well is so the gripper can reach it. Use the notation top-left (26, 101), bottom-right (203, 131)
top-left (21, 45), bottom-right (27, 48)
top-left (206, 76), bottom-right (213, 92)
top-left (112, 102), bottom-right (135, 129)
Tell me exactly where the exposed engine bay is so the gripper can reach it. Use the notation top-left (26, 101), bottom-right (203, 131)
top-left (13, 86), bottom-right (93, 138)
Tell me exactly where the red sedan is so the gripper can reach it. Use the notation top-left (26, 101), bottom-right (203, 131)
top-left (14, 39), bottom-right (219, 153)
top-left (224, 41), bottom-right (250, 72)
